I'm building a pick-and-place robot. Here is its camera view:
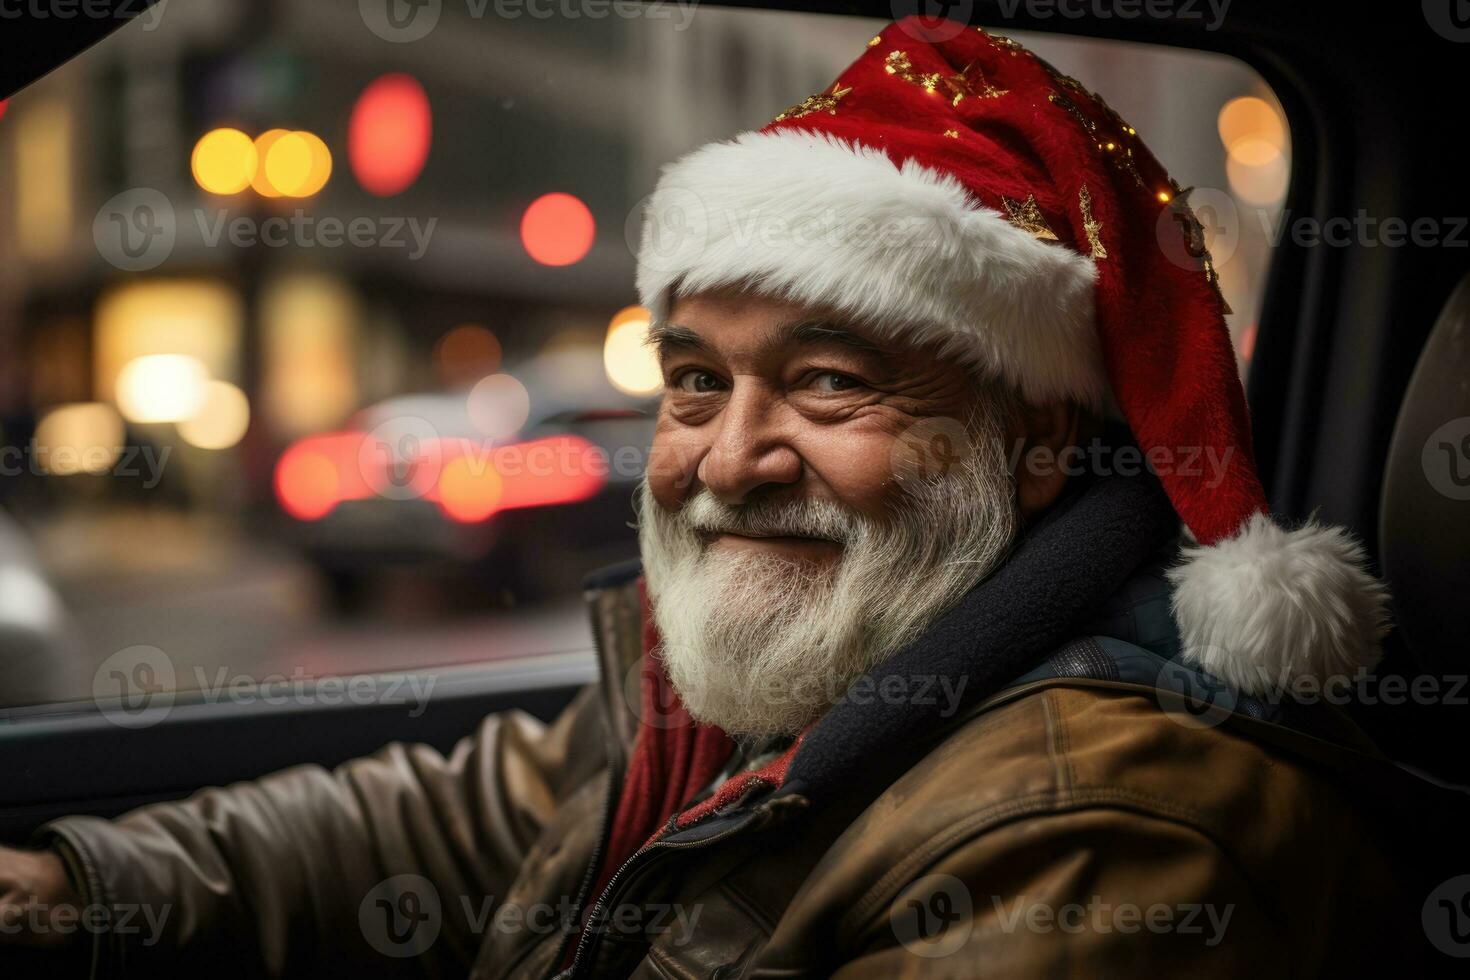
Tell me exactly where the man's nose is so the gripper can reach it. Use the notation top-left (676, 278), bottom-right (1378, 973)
top-left (696, 383), bottom-right (801, 505)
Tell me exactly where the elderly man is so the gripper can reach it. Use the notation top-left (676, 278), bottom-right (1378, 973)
top-left (0, 18), bottom-right (1432, 978)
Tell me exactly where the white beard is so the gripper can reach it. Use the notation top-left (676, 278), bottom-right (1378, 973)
top-left (637, 413), bottom-right (1021, 737)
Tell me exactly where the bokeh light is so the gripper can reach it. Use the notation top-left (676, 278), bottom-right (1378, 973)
top-left (349, 74), bottom-right (432, 197)
top-left (294, 131), bottom-right (333, 197)
top-left (1237, 321), bottom-right (1259, 364)
top-left (178, 380), bottom-right (251, 450)
top-left (115, 354), bottom-right (209, 424)
top-left (0, 99), bottom-right (8, 122)
top-left (434, 324), bottom-right (502, 387)
top-left (521, 192), bottom-right (595, 266)
top-left (437, 455), bottom-right (504, 523)
top-left (602, 306), bottom-right (661, 395)
top-left (1218, 96), bottom-right (1289, 206)
top-left (275, 447), bottom-right (339, 521)
top-left (1227, 152), bottom-right (1289, 205)
top-left (191, 128), bottom-right (258, 195)
top-left (33, 403), bottom-right (124, 476)
top-left (264, 131), bottom-right (314, 196)
top-left (468, 372), bottom-right (531, 439)
top-left (264, 131), bottom-right (332, 198)
top-left (251, 129), bottom-right (290, 197)
top-left (1218, 96), bottom-right (1286, 163)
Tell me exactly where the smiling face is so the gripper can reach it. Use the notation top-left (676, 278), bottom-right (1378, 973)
top-left (646, 285), bottom-right (988, 558)
top-left (636, 284), bottom-right (1081, 736)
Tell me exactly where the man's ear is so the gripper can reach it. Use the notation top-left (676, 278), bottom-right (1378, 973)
top-left (1007, 400), bottom-right (1086, 520)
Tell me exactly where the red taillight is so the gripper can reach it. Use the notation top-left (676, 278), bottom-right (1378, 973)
top-left (275, 447), bottom-right (340, 520)
top-left (274, 432), bottom-right (366, 520)
top-left (275, 432), bottom-right (607, 523)
top-left (431, 434), bottom-right (606, 522)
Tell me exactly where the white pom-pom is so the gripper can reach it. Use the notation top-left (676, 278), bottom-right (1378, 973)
top-left (1165, 512), bottom-right (1392, 696)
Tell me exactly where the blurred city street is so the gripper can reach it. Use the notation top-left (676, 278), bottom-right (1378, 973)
top-left (6, 508), bottom-right (593, 711)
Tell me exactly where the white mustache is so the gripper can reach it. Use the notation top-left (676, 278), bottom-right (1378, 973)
top-left (676, 490), bottom-right (860, 545)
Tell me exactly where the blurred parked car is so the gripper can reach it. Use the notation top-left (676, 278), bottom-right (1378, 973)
top-left (272, 347), bottom-right (655, 609)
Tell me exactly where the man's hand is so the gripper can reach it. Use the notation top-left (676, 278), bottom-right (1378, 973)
top-left (0, 845), bottom-right (82, 949)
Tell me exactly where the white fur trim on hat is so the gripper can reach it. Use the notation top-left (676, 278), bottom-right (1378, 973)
top-left (1166, 512), bottom-right (1392, 697)
top-left (635, 129), bottom-right (1104, 408)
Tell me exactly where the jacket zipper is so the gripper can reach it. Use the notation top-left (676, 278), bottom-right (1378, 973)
top-left (541, 595), bottom-right (625, 977)
top-left (546, 583), bottom-right (803, 978)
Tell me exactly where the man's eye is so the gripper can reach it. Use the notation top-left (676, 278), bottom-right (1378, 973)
top-left (812, 372), bottom-right (862, 393)
top-left (675, 370), bottom-right (725, 394)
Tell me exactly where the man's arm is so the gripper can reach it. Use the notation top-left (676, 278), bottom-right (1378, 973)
top-left (831, 807), bottom-right (1279, 978)
top-left (0, 682), bottom-right (607, 977)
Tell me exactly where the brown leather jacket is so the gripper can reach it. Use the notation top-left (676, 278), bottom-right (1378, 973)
top-left (38, 567), bottom-right (1437, 978)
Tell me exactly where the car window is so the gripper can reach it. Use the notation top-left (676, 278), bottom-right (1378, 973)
top-left (0, 2), bottom-right (1289, 712)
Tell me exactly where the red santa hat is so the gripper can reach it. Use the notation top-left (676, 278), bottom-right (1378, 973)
top-left (633, 17), bottom-right (1389, 696)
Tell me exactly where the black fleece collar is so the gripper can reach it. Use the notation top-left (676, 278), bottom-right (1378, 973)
top-left (781, 468), bottom-right (1179, 802)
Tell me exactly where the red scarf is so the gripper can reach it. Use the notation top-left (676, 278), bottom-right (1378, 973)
top-left (588, 579), bottom-right (804, 899)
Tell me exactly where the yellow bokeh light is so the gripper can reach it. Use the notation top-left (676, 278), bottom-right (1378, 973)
top-left (33, 403), bottom-right (124, 476)
top-left (1227, 152), bottom-right (1290, 205)
top-left (603, 307), bottom-right (662, 396)
top-left (252, 130), bottom-right (290, 198)
top-left (609, 305), bottom-right (650, 331)
top-left (265, 132), bottom-right (314, 197)
top-left (1227, 136), bottom-right (1282, 167)
top-left (192, 128), bottom-right (258, 195)
top-left (179, 380), bottom-right (251, 450)
top-left (115, 354), bottom-right (209, 424)
top-left (437, 455), bottom-right (504, 523)
top-left (293, 131), bottom-right (333, 197)
top-left (1217, 96), bottom-right (1286, 159)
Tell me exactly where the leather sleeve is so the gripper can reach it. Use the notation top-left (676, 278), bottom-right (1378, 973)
top-left (34, 683), bottom-right (607, 979)
top-left (830, 807), bottom-right (1279, 978)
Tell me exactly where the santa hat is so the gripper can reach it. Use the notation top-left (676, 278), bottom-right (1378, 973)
top-left (633, 17), bottom-right (1389, 696)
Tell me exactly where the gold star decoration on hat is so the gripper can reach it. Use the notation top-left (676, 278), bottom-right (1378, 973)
top-left (1079, 184), bottom-right (1108, 259)
top-left (1042, 65), bottom-right (1149, 193)
top-left (773, 82), bottom-right (854, 122)
top-left (942, 61), bottom-right (1007, 105)
top-left (1002, 194), bottom-right (1060, 241)
top-left (1169, 183), bottom-right (1234, 314)
top-left (885, 50), bottom-right (938, 90)
top-left (885, 51), bottom-right (1006, 107)
top-left (984, 30), bottom-right (1025, 56)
